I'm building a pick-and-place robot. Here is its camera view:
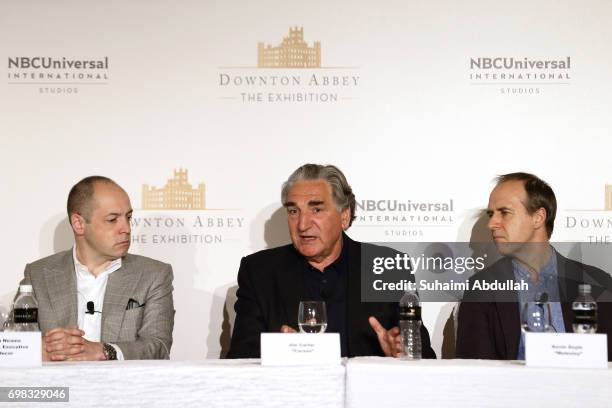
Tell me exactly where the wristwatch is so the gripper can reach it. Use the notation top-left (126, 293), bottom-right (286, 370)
top-left (102, 343), bottom-right (117, 360)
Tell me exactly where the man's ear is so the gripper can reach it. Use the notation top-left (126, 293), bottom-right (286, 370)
top-left (533, 207), bottom-right (547, 231)
top-left (341, 207), bottom-right (351, 230)
top-left (70, 213), bottom-right (86, 236)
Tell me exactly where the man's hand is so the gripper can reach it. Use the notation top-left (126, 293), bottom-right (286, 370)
top-left (65, 338), bottom-right (105, 361)
top-left (280, 325), bottom-right (297, 333)
top-left (368, 316), bottom-right (402, 357)
top-left (43, 328), bottom-right (105, 361)
top-left (43, 328), bottom-right (85, 361)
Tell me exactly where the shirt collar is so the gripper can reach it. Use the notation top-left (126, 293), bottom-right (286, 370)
top-left (329, 238), bottom-right (348, 271)
top-left (72, 246), bottom-right (122, 279)
top-left (512, 247), bottom-right (557, 280)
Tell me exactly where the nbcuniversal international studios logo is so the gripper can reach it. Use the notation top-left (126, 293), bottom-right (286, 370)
top-left (218, 27), bottom-right (360, 103)
top-left (468, 56), bottom-right (571, 95)
top-left (7, 56), bottom-right (110, 94)
top-left (130, 169), bottom-right (246, 246)
top-left (352, 198), bottom-right (456, 240)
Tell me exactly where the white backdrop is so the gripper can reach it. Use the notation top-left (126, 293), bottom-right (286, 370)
top-left (2, 0), bottom-right (612, 359)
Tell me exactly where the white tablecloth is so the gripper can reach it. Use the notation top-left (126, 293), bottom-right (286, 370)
top-left (0, 359), bottom-right (345, 408)
top-left (346, 357), bottom-right (612, 408)
top-left (3, 358), bottom-right (612, 408)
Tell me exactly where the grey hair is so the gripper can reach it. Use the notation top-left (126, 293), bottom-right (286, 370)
top-left (281, 164), bottom-right (356, 227)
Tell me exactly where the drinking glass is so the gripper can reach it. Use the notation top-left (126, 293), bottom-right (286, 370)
top-left (298, 301), bottom-right (327, 333)
top-left (0, 309), bottom-right (14, 332)
top-left (521, 301), bottom-right (555, 333)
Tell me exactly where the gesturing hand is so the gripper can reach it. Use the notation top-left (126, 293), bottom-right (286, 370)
top-left (368, 316), bottom-right (402, 357)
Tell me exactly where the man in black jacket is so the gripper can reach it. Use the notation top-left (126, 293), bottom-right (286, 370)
top-left (227, 164), bottom-right (435, 358)
top-left (457, 172), bottom-right (612, 360)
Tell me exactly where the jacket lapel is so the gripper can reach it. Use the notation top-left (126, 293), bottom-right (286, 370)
top-left (492, 258), bottom-right (521, 359)
top-left (275, 249), bottom-right (307, 330)
top-left (101, 256), bottom-right (142, 342)
top-left (345, 236), bottom-right (362, 355)
top-left (556, 253), bottom-right (581, 332)
top-left (44, 251), bottom-right (78, 328)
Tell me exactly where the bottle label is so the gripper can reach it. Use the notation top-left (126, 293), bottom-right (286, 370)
top-left (573, 309), bottom-right (597, 325)
top-left (399, 306), bottom-right (421, 321)
top-left (13, 308), bottom-right (38, 324)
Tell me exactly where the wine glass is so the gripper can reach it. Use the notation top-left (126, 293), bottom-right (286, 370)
top-left (521, 301), bottom-right (555, 333)
top-left (0, 308), bottom-right (14, 332)
top-left (0, 311), bottom-right (6, 331)
top-left (298, 301), bottom-right (327, 333)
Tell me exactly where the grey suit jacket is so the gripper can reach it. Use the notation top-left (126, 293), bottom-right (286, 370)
top-left (23, 250), bottom-right (175, 359)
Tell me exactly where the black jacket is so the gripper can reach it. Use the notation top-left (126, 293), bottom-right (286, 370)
top-left (227, 235), bottom-right (436, 358)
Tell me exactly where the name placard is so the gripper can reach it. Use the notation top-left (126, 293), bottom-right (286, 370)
top-left (525, 332), bottom-right (608, 369)
top-left (261, 333), bottom-right (341, 366)
top-left (0, 332), bottom-right (42, 368)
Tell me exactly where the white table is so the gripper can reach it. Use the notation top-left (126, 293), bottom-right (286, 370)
top-left (346, 357), bottom-right (612, 408)
top-left (0, 359), bottom-right (345, 408)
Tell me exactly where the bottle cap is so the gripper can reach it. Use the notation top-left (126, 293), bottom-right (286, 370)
top-left (19, 284), bottom-right (33, 293)
top-left (578, 284), bottom-right (591, 294)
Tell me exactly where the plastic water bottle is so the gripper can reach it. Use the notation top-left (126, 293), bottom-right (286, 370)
top-left (399, 291), bottom-right (421, 360)
top-left (572, 284), bottom-right (597, 334)
top-left (10, 284), bottom-right (40, 332)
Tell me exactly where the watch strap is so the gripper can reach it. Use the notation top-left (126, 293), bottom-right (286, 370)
top-left (103, 343), bottom-right (117, 360)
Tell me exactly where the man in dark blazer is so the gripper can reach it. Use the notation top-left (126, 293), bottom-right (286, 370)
top-left (227, 164), bottom-right (435, 359)
top-left (21, 176), bottom-right (174, 361)
top-left (457, 172), bottom-right (612, 360)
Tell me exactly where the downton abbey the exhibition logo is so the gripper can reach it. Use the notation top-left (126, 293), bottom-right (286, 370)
top-left (6, 56), bottom-right (110, 95)
top-left (218, 27), bottom-right (360, 104)
top-left (469, 56), bottom-right (572, 95)
top-left (257, 28), bottom-right (321, 69)
top-left (560, 185), bottom-right (612, 243)
top-left (141, 169), bottom-right (206, 210)
top-left (130, 169), bottom-right (246, 246)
